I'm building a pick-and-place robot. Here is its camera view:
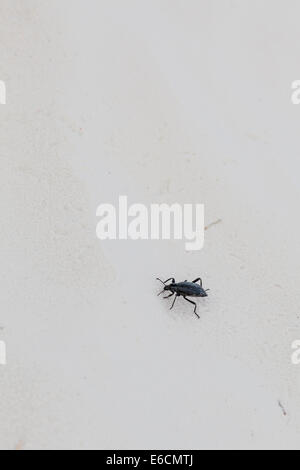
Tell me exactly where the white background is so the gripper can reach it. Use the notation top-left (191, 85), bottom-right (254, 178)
top-left (1, 0), bottom-right (300, 450)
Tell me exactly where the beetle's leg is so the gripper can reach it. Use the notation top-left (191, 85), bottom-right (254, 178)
top-left (170, 294), bottom-right (178, 310)
top-left (164, 278), bottom-right (176, 285)
top-left (184, 297), bottom-right (200, 319)
top-left (193, 278), bottom-right (203, 287)
top-left (164, 293), bottom-right (174, 300)
top-left (157, 278), bottom-right (175, 286)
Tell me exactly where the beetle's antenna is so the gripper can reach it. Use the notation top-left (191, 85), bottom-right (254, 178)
top-left (157, 278), bottom-right (166, 296)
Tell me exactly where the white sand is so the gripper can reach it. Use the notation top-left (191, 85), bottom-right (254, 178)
top-left (1, 0), bottom-right (300, 450)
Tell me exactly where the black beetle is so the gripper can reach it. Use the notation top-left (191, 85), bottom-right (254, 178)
top-left (157, 277), bottom-right (209, 319)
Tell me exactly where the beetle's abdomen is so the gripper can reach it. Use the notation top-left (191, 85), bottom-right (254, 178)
top-left (176, 282), bottom-right (205, 297)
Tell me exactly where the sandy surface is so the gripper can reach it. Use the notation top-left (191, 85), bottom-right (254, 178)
top-left (1, 0), bottom-right (300, 450)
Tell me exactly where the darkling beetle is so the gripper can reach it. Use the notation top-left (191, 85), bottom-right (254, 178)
top-left (157, 277), bottom-right (209, 319)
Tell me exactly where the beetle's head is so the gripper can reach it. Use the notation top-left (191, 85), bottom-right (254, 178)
top-left (157, 278), bottom-right (173, 296)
